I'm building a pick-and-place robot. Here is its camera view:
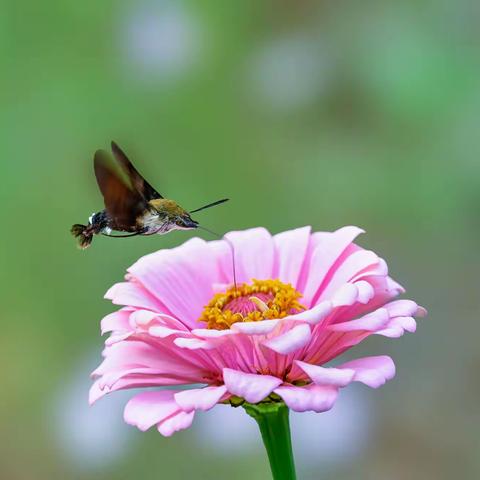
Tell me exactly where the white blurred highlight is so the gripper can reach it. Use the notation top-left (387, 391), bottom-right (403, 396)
top-left (194, 386), bottom-right (372, 471)
top-left (50, 354), bottom-right (135, 471)
top-left (121, 1), bottom-right (203, 82)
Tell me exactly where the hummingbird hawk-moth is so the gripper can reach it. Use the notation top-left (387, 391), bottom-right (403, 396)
top-left (71, 141), bottom-right (229, 249)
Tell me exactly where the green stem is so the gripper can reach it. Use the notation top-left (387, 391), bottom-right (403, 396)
top-left (243, 402), bottom-right (297, 480)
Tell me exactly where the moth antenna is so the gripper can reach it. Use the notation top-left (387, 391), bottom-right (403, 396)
top-left (190, 198), bottom-right (229, 214)
top-left (197, 226), bottom-right (237, 291)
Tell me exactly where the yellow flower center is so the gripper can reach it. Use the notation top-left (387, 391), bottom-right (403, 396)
top-left (200, 279), bottom-right (306, 330)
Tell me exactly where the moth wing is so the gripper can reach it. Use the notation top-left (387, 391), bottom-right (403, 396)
top-left (111, 141), bottom-right (163, 201)
top-left (94, 149), bottom-right (148, 230)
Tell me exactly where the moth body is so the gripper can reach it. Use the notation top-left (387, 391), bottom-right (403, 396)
top-left (71, 142), bottom-right (225, 249)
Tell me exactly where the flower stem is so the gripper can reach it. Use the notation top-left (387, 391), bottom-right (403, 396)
top-left (243, 402), bottom-right (297, 480)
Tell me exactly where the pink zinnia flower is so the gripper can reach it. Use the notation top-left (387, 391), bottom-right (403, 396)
top-left (90, 226), bottom-right (426, 436)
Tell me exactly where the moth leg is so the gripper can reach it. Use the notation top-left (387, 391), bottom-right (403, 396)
top-left (101, 232), bottom-right (141, 238)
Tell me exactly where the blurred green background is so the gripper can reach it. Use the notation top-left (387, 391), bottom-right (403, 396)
top-left (2, 1), bottom-right (479, 479)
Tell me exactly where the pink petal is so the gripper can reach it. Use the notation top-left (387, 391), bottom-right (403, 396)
top-left (354, 281), bottom-right (375, 304)
top-left (295, 361), bottom-right (355, 387)
top-left (207, 241), bottom-right (238, 285)
top-left (174, 337), bottom-right (215, 350)
top-left (224, 228), bottom-right (275, 282)
top-left (101, 309), bottom-right (132, 334)
top-left (231, 319), bottom-right (280, 335)
top-left (331, 283), bottom-right (360, 307)
top-left (97, 367), bottom-right (169, 389)
top-left (89, 376), bottom-right (191, 404)
top-left (417, 306), bottom-right (428, 317)
top-left (328, 308), bottom-right (389, 332)
top-left (386, 277), bottom-right (405, 295)
top-left (338, 355), bottom-right (395, 388)
top-left (385, 299), bottom-right (421, 317)
top-left (340, 275), bottom-right (404, 321)
top-left (130, 310), bottom-right (188, 331)
top-left (92, 341), bottom-right (208, 382)
top-left (123, 390), bottom-right (179, 431)
top-left (273, 226), bottom-right (311, 288)
top-left (319, 250), bottom-right (381, 302)
top-left (223, 369), bottom-right (282, 403)
top-left (375, 326), bottom-right (406, 338)
top-left (190, 329), bottom-right (238, 339)
top-left (303, 226), bottom-right (365, 306)
top-left (274, 384), bottom-right (338, 413)
top-left (128, 238), bottom-right (218, 328)
top-left (157, 411), bottom-right (195, 437)
top-left (287, 301), bottom-right (332, 325)
top-left (148, 325), bottom-right (188, 338)
top-left (104, 332), bottom-right (133, 346)
top-left (351, 256), bottom-right (389, 282)
top-left (313, 331), bottom-right (376, 365)
top-left (174, 385), bottom-right (227, 412)
top-left (129, 309), bottom-right (159, 327)
top-left (89, 379), bottom-right (109, 404)
top-left (389, 316), bottom-right (417, 333)
top-left (262, 324), bottom-right (311, 354)
top-left (105, 282), bottom-right (163, 311)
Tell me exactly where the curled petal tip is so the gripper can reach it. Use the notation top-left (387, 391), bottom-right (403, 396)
top-left (417, 306), bottom-right (428, 318)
